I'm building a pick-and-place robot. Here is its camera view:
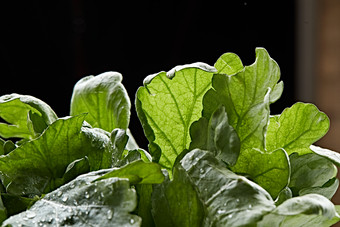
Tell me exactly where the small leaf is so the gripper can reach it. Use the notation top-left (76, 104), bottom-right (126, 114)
top-left (0, 94), bottom-right (57, 139)
top-left (266, 103), bottom-right (330, 155)
top-left (96, 160), bottom-right (164, 185)
top-left (27, 110), bottom-right (48, 136)
top-left (70, 71), bottom-right (131, 131)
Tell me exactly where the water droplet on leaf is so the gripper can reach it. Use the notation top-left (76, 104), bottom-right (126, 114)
top-left (62, 195), bottom-right (68, 202)
top-left (26, 211), bottom-right (36, 219)
top-left (107, 210), bottom-right (113, 220)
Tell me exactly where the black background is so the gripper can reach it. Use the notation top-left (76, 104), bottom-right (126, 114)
top-left (0, 1), bottom-right (295, 148)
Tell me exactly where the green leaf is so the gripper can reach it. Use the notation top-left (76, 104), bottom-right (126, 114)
top-left (177, 149), bottom-right (276, 226)
top-left (0, 196), bottom-right (7, 224)
top-left (70, 71), bottom-right (131, 131)
top-left (189, 105), bottom-right (240, 166)
top-left (95, 160), bottom-right (164, 185)
top-left (151, 169), bottom-right (204, 227)
top-left (310, 145), bottom-right (340, 166)
top-left (136, 63), bottom-right (216, 170)
top-left (1, 194), bottom-right (38, 218)
top-left (203, 48), bottom-right (281, 151)
top-left (0, 115), bottom-right (119, 196)
top-left (266, 103), bottom-right (330, 155)
top-left (0, 94), bottom-right (57, 139)
top-left (62, 157), bottom-right (91, 183)
top-left (258, 194), bottom-right (340, 227)
top-left (2, 170), bottom-right (141, 227)
top-left (161, 149), bottom-right (275, 226)
top-left (136, 184), bottom-right (155, 227)
top-left (0, 138), bottom-right (4, 155)
top-left (214, 52), bottom-right (243, 75)
top-left (2, 140), bottom-right (16, 155)
top-left (289, 152), bottom-right (338, 199)
top-left (231, 148), bottom-right (290, 199)
top-left (202, 48), bottom-right (288, 199)
top-left (27, 110), bottom-right (48, 136)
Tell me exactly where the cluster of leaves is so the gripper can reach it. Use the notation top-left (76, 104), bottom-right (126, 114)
top-left (0, 49), bottom-right (340, 226)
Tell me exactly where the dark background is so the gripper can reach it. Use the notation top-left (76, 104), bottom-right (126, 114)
top-left (0, 1), bottom-right (295, 148)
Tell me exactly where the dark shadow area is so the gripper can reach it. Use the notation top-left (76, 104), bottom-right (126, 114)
top-left (0, 1), bottom-right (295, 149)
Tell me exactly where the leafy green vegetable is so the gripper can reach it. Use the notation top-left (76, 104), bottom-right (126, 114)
top-left (0, 48), bottom-right (339, 227)
top-left (136, 63), bottom-right (216, 170)
top-left (70, 71), bottom-right (131, 131)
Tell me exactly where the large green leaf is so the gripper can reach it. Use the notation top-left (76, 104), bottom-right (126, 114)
top-left (0, 94), bottom-right (57, 139)
top-left (177, 149), bottom-right (275, 226)
top-left (258, 194), bottom-right (340, 227)
top-left (203, 48), bottom-right (281, 151)
top-left (0, 115), bottom-right (127, 197)
top-left (289, 152), bottom-right (338, 199)
top-left (70, 71), bottom-right (131, 131)
top-left (266, 103), bottom-right (330, 155)
top-left (202, 48), bottom-right (288, 198)
top-left (136, 63), bottom-right (216, 170)
top-left (2, 170), bottom-right (141, 227)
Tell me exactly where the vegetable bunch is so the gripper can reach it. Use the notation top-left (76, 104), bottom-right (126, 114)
top-left (0, 48), bottom-right (339, 226)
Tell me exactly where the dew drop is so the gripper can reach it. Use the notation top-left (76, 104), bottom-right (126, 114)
top-left (69, 183), bottom-right (75, 189)
top-left (217, 209), bottom-right (226, 214)
top-left (227, 213), bottom-right (233, 218)
top-left (85, 191), bottom-right (90, 199)
top-left (100, 192), bottom-right (105, 198)
top-left (26, 211), bottom-right (36, 219)
top-left (62, 195), bottom-right (68, 202)
top-left (248, 204), bottom-right (252, 209)
top-left (129, 218), bottom-right (135, 224)
top-left (57, 191), bottom-right (63, 197)
top-left (199, 168), bottom-right (205, 174)
top-left (107, 210), bottom-right (113, 220)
